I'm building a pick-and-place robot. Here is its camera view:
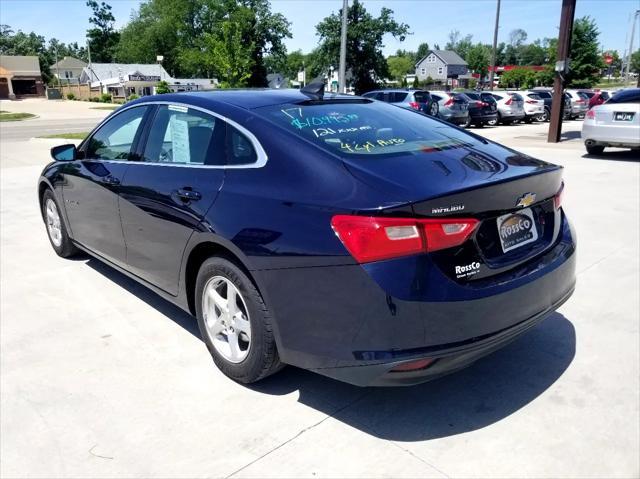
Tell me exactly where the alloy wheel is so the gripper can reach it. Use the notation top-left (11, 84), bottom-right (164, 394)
top-left (202, 276), bottom-right (251, 363)
top-left (45, 198), bottom-right (62, 247)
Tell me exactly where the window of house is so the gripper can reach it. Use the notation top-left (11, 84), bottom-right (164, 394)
top-left (438, 67), bottom-right (444, 75)
top-left (420, 68), bottom-right (426, 75)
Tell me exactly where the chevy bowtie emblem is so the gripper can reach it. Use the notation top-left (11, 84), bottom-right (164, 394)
top-left (516, 192), bottom-right (536, 208)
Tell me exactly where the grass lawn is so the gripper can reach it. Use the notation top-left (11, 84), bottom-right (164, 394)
top-left (39, 132), bottom-right (89, 140)
top-left (0, 112), bottom-right (36, 121)
top-left (90, 106), bottom-right (119, 110)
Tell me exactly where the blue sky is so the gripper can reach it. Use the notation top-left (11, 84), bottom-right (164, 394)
top-left (1, 0), bottom-right (638, 56)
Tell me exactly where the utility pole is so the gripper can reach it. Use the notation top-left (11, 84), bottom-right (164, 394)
top-left (55, 46), bottom-right (61, 88)
top-left (489, 0), bottom-right (501, 91)
top-left (547, 0), bottom-right (576, 143)
top-left (338, 0), bottom-right (348, 93)
top-left (624, 10), bottom-right (639, 85)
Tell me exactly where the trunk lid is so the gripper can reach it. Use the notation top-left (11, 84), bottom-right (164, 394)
top-left (342, 141), bottom-right (563, 280)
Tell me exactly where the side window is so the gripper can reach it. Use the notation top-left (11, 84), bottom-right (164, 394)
top-left (85, 106), bottom-right (147, 161)
top-left (227, 124), bottom-right (257, 166)
top-left (142, 105), bottom-right (225, 165)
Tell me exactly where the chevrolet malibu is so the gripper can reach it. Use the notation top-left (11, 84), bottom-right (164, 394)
top-left (38, 87), bottom-right (576, 386)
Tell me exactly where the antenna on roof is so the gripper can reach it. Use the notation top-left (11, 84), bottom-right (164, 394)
top-left (301, 78), bottom-right (325, 100)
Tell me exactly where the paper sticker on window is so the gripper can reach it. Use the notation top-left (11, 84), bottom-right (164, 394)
top-left (170, 115), bottom-right (190, 163)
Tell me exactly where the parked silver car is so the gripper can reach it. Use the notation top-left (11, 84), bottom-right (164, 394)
top-left (565, 89), bottom-right (590, 119)
top-left (581, 88), bottom-right (640, 154)
top-left (428, 90), bottom-right (470, 126)
top-left (486, 91), bottom-right (526, 125)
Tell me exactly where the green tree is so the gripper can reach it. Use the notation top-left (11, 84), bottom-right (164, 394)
top-left (315, 0), bottom-right (410, 94)
top-left (535, 65), bottom-right (555, 86)
top-left (0, 25), bottom-right (54, 82)
top-left (155, 80), bottom-right (171, 93)
top-left (116, 0), bottom-right (290, 87)
top-left (416, 42), bottom-right (429, 60)
top-left (86, 1), bottom-right (119, 62)
top-left (466, 43), bottom-right (490, 79)
top-left (205, 7), bottom-right (255, 87)
top-left (629, 49), bottom-right (640, 74)
top-left (387, 54), bottom-right (414, 82)
top-left (520, 40), bottom-right (547, 65)
top-left (566, 16), bottom-right (604, 88)
top-left (445, 30), bottom-right (473, 60)
top-left (499, 67), bottom-right (535, 88)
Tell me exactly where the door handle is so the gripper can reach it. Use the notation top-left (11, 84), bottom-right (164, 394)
top-left (103, 175), bottom-right (120, 185)
top-left (176, 188), bottom-right (202, 201)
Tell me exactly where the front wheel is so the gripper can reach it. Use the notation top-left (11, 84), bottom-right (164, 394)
top-left (195, 257), bottom-right (283, 384)
top-left (541, 108), bottom-right (550, 122)
top-left (42, 189), bottom-right (79, 258)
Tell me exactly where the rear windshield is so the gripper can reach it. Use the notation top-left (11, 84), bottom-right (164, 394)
top-left (510, 93), bottom-right (524, 101)
top-left (464, 92), bottom-right (480, 100)
top-left (527, 93), bottom-right (542, 100)
top-left (256, 101), bottom-right (481, 157)
top-left (480, 92), bottom-right (497, 103)
top-left (413, 91), bottom-right (429, 103)
top-left (577, 92), bottom-right (590, 100)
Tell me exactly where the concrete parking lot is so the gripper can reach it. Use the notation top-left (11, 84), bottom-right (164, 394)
top-left (1, 98), bottom-right (638, 478)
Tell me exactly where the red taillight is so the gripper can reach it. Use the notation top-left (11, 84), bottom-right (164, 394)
top-left (505, 97), bottom-right (513, 105)
top-left (554, 184), bottom-right (564, 210)
top-left (475, 101), bottom-right (487, 108)
top-left (585, 109), bottom-right (596, 119)
top-left (444, 97), bottom-right (454, 106)
top-left (576, 99), bottom-right (585, 104)
top-left (409, 101), bottom-right (420, 110)
top-left (525, 99), bottom-right (537, 104)
top-left (330, 215), bottom-right (479, 263)
top-left (390, 358), bottom-right (436, 373)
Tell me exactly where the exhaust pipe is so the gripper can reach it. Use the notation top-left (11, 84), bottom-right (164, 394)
top-left (585, 139), bottom-right (596, 146)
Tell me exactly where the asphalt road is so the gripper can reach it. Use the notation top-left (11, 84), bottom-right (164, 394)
top-left (0, 118), bottom-right (103, 141)
top-left (1, 101), bottom-right (638, 478)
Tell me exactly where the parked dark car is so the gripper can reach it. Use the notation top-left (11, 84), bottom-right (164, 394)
top-left (531, 89), bottom-right (573, 121)
top-left (456, 92), bottom-right (498, 127)
top-left (428, 90), bottom-right (470, 126)
top-left (362, 89), bottom-right (439, 117)
top-left (39, 88), bottom-right (576, 387)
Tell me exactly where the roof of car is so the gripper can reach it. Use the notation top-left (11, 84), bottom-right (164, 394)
top-left (131, 89), bottom-right (358, 110)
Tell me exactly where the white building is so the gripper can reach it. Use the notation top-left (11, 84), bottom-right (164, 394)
top-left (78, 63), bottom-right (216, 98)
top-left (51, 57), bottom-right (87, 83)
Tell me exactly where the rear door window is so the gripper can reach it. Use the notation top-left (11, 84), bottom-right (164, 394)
top-left (390, 92), bottom-right (408, 103)
top-left (413, 92), bottom-right (429, 103)
top-left (142, 105), bottom-right (226, 165)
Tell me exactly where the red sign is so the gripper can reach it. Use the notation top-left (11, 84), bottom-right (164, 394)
top-left (604, 55), bottom-right (613, 65)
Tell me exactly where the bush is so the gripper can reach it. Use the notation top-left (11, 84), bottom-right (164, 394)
top-left (100, 93), bottom-right (113, 103)
top-left (468, 78), bottom-right (478, 90)
top-left (127, 93), bottom-right (139, 101)
top-left (89, 97), bottom-right (100, 102)
top-left (155, 80), bottom-right (171, 94)
top-left (66, 93), bottom-right (76, 100)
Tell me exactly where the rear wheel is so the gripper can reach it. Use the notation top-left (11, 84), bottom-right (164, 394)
top-left (42, 189), bottom-right (79, 258)
top-left (429, 101), bottom-right (439, 117)
top-left (487, 113), bottom-right (498, 126)
top-left (586, 144), bottom-right (604, 155)
top-left (461, 116), bottom-right (471, 128)
top-left (475, 122), bottom-right (485, 128)
top-left (195, 257), bottom-right (283, 383)
top-left (541, 108), bottom-right (550, 122)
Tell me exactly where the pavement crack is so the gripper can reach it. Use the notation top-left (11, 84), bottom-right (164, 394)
top-left (389, 441), bottom-right (450, 478)
top-left (225, 392), bottom-right (371, 478)
top-left (577, 245), bottom-right (627, 275)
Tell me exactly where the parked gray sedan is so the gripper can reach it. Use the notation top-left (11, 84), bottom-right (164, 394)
top-left (428, 90), bottom-right (470, 126)
top-left (487, 91), bottom-right (526, 125)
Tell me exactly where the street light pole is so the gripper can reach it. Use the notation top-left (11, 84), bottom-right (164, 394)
top-left (489, 0), bottom-right (501, 91)
top-left (623, 10), bottom-right (639, 85)
top-left (338, 0), bottom-right (348, 93)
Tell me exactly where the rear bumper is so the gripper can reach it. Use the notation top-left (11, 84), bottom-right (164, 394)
top-left (582, 123), bottom-right (640, 147)
top-left (471, 113), bottom-right (498, 123)
top-left (259, 213), bottom-right (577, 386)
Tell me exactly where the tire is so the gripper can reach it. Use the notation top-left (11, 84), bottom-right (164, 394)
top-left (42, 189), bottom-right (79, 258)
top-left (524, 115), bottom-right (533, 124)
top-left (541, 108), bottom-right (550, 122)
top-left (461, 116), bottom-right (471, 128)
top-left (429, 101), bottom-right (439, 117)
top-left (475, 122), bottom-right (485, 128)
top-left (586, 144), bottom-right (604, 155)
top-left (487, 113), bottom-right (498, 126)
top-left (195, 256), bottom-right (283, 384)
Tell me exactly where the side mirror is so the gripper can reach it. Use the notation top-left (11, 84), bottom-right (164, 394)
top-left (50, 144), bottom-right (77, 162)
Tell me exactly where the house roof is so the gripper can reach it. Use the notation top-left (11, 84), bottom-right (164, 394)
top-left (416, 50), bottom-right (468, 67)
top-left (0, 55), bottom-right (41, 76)
top-left (81, 63), bottom-right (170, 83)
top-left (51, 56), bottom-right (87, 70)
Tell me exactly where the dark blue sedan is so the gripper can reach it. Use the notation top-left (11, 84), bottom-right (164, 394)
top-left (38, 87), bottom-right (576, 386)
